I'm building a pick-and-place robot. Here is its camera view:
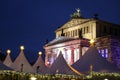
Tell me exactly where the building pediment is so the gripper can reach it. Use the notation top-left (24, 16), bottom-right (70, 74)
top-left (55, 18), bottom-right (92, 32)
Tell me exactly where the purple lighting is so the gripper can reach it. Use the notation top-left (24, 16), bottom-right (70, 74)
top-left (98, 48), bottom-right (108, 59)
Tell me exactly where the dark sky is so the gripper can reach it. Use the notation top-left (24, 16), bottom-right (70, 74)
top-left (0, 0), bottom-right (120, 62)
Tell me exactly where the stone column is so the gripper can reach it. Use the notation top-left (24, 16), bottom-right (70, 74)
top-left (79, 44), bottom-right (82, 59)
top-left (71, 48), bottom-right (74, 65)
top-left (64, 48), bottom-right (68, 63)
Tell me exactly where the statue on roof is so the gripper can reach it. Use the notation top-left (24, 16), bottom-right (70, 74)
top-left (70, 8), bottom-right (82, 18)
top-left (76, 8), bottom-right (80, 13)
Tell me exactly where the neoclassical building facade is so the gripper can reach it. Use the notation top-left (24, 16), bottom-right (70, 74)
top-left (44, 9), bottom-right (120, 68)
top-left (44, 37), bottom-right (89, 66)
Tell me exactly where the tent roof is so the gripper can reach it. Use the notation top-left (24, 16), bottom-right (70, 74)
top-left (0, 62), bottom-right (12, 70)
top-left (10, 50), bottom-right (35, 73)
top-left (49, 52), bottom-right (83, 75)
top-left (3, 53), bottom-right (13, 67)
top-left (33, 55), bottom-right (49, 74)
top-left (72, 47), bottom-right (120, 73)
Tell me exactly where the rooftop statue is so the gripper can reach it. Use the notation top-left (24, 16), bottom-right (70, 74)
top-left (70, 8), bottom-right (82, 18)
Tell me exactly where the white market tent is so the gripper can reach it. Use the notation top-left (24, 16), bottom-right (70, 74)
top-left (10, 46), bottom-right (35, 73)
top-left (72, 47), bottom-right (120, 74)
top-left (33, 52), bottom-right (49, 74)
top-left (3, 50), bottom-right (13, 67)
top-left (49, 52), bottom-right (83, 75)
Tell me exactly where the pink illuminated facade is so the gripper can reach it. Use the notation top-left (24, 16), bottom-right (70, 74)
top-left (44, 37), bottom-right (89, 66)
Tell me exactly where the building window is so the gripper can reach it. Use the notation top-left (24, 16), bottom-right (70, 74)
top-left (103, 26), bottom-right (107, 34)
top-left (115, 28), bottom-right (118, 36)
top-left (68, 32), bottom-right (70, 37)
top-left (81, 28), bottom-right (83, 34)
top-left (58, 34), bottom-right (60, 37)
top-left (73, 30), bottom-right (75, 37)
top-left (100, 26), bottom-right (103, 36)
top-left (110, 27), bottom-right (112, 35)
top-left (71, 31), bottom-right (72, 37)
top-left (84, 27), bottom-right (86, 34)
top-left (117, 29), bottom-right (119, 36)
top-left (66, 32), bottom-right (68, 36)
top-left (86, 26), bottom-right (89, 33)
top-left (64, 33), bottom-right (66, 36)
top-left (118, 29), bottom-right (120, 35)
top-left (75, 29), bottom-right (77, 36)
top-left (77, 29), bottom-right (79, 36)
top-left (99, 48), bottom-right (108, 59)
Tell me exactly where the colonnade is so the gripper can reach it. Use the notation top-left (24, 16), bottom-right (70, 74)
top-left (45, 45), bottom-right (86, 66)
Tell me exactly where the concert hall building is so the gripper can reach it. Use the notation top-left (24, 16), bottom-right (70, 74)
top-left (44, 9), bottom-right (120, 68)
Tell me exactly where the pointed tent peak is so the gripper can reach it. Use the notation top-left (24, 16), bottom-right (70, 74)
top-left (50, 50), bottom-right (83, 75)
top-left (20, 45), bottom-right (24, 51)
top-left (6, 49), bottom-right (11, 54)
top-left (58, 51), bottom-right (64, 58)
top-left (38, 51), bottom-right (42, 56)
top-left (3, 49), bottom-right (13, 67)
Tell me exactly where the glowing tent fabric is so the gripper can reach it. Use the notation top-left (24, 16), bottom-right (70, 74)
top-left (72, 47), bottom-right (120, 73)
top-left (33, 54), bottom-right (49, 74)
top-left (3, 53), bottom-right (13, 67)
top-left (10, 50), bottom-right (35, 73)
top-left (49, 52), bottom-right (83, 75)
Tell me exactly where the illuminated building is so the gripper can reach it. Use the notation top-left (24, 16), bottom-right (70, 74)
top-left (44, 9), bottom-right (120, 68)
top-left (44, 37), bottom-right (89, 66)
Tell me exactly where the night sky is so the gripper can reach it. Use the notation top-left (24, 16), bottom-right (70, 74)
top-left (0, 0), bottom-right (120, 62)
